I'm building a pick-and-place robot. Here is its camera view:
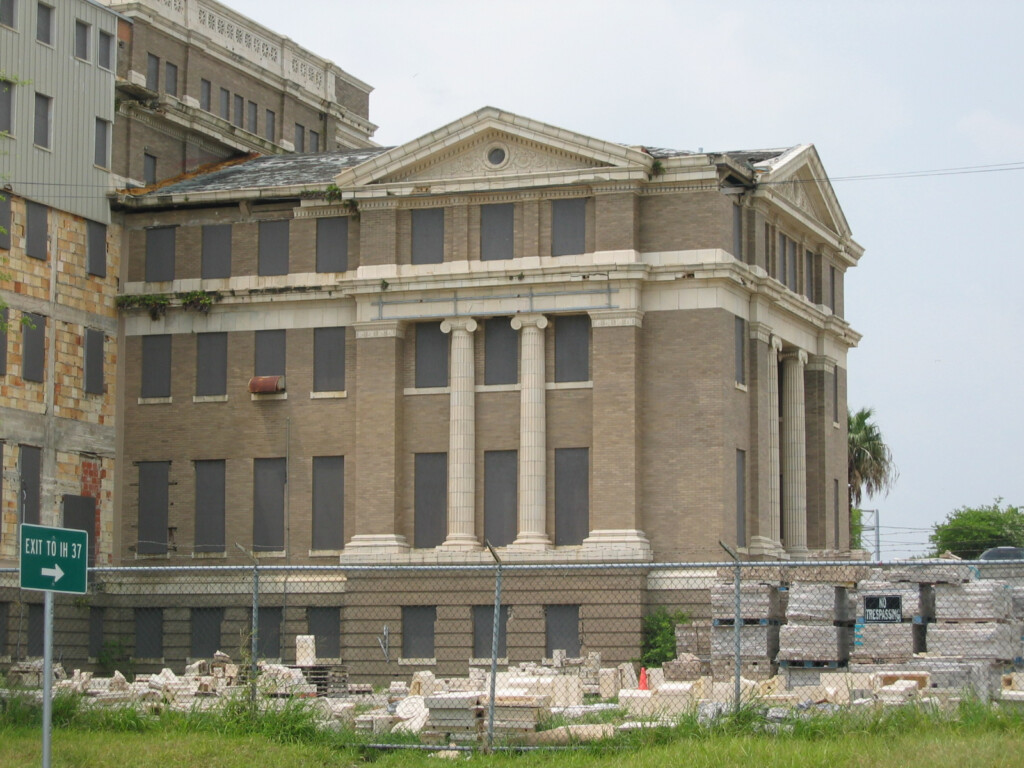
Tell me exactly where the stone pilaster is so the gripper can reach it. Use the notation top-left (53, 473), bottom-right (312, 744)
top-left (805, 354), bottom-right (836, 551)
top-left (781, 348), bottom-right (808, 557)
top-left (747, 325), bottom-right (784, 558)
top-left (342, 320), bottom-right (410, 558)
top-left (582, 309), bottom-right (651, 559)
top-left (510, 313), bottom-right (550, 550)
top-left (440, 317), bottom-right (480, 550)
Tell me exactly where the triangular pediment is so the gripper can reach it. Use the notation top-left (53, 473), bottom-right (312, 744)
top-left (759, 145), bottom-right (851, 239)
top-left (333, 107), bottom-right (652, 190)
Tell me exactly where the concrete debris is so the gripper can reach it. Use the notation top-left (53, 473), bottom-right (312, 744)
top-left (662, 654), bottom-right (702, 681)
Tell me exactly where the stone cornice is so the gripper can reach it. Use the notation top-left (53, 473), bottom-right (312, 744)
top-left (354, 320), bottom-right (406, 340)
top-left (589, 309), bottom-right (644, 328)
top-left (806, 354), bottom-right (837, 373)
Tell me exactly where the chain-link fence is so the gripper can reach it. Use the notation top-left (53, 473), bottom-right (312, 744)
top-left (2, 558), bottom-right (1023, 746)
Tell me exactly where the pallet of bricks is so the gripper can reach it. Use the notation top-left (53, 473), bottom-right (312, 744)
top-left (709, 578), bottom-right (781, 680)
top-left (777, 574), bottom-right (857, 689)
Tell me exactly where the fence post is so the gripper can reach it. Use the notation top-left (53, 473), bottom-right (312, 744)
top-left (720, 541), bottom-right (742, 712)
top-left (236, 543), bottom-right (259, 703)
top-left (484, 541), bottom-right (503, 753)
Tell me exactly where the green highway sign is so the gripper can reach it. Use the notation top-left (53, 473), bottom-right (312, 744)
top-left (20, 524), bottom-right (88, 594)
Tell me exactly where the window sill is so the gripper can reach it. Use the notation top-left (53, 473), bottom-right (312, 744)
top-left (398, 657), bottom-right (436, 666)
top-left (308, 549), bottom-right (344, 557)
top-left (134, 551), bottom-right (169, 559)
top-left (546, 381), bottom-right (593, 390)
top-left (138, 396), bottom-right (172, 405)
top-left (34, 144), bottom-right (52, 152)
top-left (251, 392), bottom-right (287, 401)
top-left (476, 383), bottom-right (520, 393)
top-left (735, 382), bottom-right (748, 392)
top-left (404, 386), bottom-right (450, 396)
top-left (254, 550), bottom-right (286, 558)
top-left (469, 657), bottom-right (508, 666)
top-left (833, 421), bottom-right (841, 429)
top-left (192, 550), bottom-right (227, 559)
top-left (310, 391), bottom-right (346, 399)
top-left (134, 658), bottom-right (165, 665)
top-left (193, 395), bottom-right (228, 403)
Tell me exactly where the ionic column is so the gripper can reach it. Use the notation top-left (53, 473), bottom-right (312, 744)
top-left (511, 314), bottom-right (550, 550)
top-left (440, 317), bottom-right (480, 550)
top-left (781, 348), bottom-right (808, 556)
top-left (768, 336), bottom-right (783, 547)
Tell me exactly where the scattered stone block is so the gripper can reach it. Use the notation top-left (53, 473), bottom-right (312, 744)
top-left (410, 670), bottom-right (436, 696)
top-left (530, 723), bottom-right (615, 744)
top-left (295, 635), bottom-right (317, 667)
top-left (618, 689), bottom-right (656, 717)
top-left (645, 667), bottom-right (665, 691)
top-left (618, 662), bottom-right (638, 689)
top-left (663, 654), bottom-right (701, 681)
top-left (598, 668), bottom-right (620, 699)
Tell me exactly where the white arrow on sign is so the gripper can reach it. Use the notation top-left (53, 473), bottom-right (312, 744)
top-left (40, 563), bottom-right (64, 583)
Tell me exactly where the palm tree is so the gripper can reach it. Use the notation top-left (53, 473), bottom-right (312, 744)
top-left (848, 406), bottom-right (898, 508)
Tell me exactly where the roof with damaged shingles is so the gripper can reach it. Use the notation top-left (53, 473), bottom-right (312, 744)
top-left (150, 144), bottom-right (791, 197)
top-left (152, 148), bottom-right (392, 195)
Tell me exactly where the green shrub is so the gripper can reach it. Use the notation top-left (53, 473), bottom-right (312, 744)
top-left (638, 608), bottom-right (689, 667)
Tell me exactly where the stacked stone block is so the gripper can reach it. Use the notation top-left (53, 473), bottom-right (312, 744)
top-left (708, 582), bottom-right (781, 680)
top-left (851, 580), bottom-right (924, 662)
top-left (778, 581), bottom-right (855, 669)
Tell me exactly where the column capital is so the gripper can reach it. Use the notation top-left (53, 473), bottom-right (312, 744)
top-left (440, 317), bottom-right (478, 334)
top-left (511, 313), bottom-right (548, 331)
top-left (354, 320), bottom-right (406, 340)
top-left (780, 348), bottom-right (808, 365)
top-left (589, 309), bottom-right (644, 328)
top-left (749, 322), bottom-right (772, 344)
top-left (770, 335), bottom-right (784, 353)
top-left (806, 354), bottom-right (837, 374)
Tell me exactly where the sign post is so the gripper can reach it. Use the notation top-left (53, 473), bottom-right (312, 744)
top-left (20, 524), bottom-right (89, 768)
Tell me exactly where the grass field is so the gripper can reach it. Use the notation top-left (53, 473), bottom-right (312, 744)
top-left (2, 695), bottom-right (1024, 768)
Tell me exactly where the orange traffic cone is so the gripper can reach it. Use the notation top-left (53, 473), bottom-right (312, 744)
top-left (638, 666), bottom-right (648, 690)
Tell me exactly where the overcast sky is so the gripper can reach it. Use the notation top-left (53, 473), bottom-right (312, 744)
top-left (241, 0), bottom-right (1023, 557)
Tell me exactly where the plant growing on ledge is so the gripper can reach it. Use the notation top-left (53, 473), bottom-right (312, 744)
top-left (323, 183), bottom-right (343, 203)
top-left (178, 290), bottom-right (220, 313)
top-left (115, 293), bottom-right (171, 320)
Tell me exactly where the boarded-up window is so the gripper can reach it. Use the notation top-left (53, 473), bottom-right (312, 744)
top-left (316, 217), bottom-right (348, 272)
top-left (834, 479), bottom-right (840, 549)
top-left (200, 79), bottom-right (211, 111)
top-left (33, 92), bottom-right (51, 147)
top-left (165, 62), bottom-right (177, 96)
top-left (88, 607), bottom-right (103, 658)
top-left (0, 78), bottom-right (11, 135)
top-left (26, 201), bottom-right (47, 259)
top-left (551, 198), bottom-right (586, 257)
top-left (294, 124), bottom-right (304, 152)
top-left (554, 315), bottom-right (589, 383)
top-left (414, 453), bottom-right (446, 548)
top-left (255, 606), bottom-right (282, 659)
top-left (141, 334), bottom-right (171, 398)
top-left (145, 227), bottom-right (175, 282)
top-left (312, 456), bottom-right (344, 550)
top-left (94, 118), bottom-right (110, 168)
top-left (87, 220), bottom-right (106, 277)
top-left (143, 153), bottom-right (157, 185)
top-left (265, 109), bottom-right (275, 141)
top-left (253, 458), bottom-right (285, 552)
top-left (0, 193), bottom-right (10, 250)
top-left (412, 208), bottom-right (444, 265)
top-left (258, 220), bottom-right (289, 276)
top-left (736, 449), bottom-right (746, 547)
top-left (309, 130), bottom-right (320, 153)
top-left (307, 607), bottom-right (340, 659)
top-left (98, 31), bottom-right (112, 70)
top-left (75, 20), bottom-right (90, 60)
top-left (805, 250), bottom-right (814, 300)
top-left (233, 94), bottom-right (243, 128)
top-left (194, 460), bottom-right (225, 553)
top-left (219, 88), bottom-right (230, 120)
top-left (314, 327), bottom-right (346, 392)
top-left (63, 494), bottom-right (96, 566)
top-left (195, 332), bottom-right (227, 396)
top-left (484, 317), bottom-right (517, 385)
top-left (473, 605), bottom-right (509, 658)
top-left (201, 224), bottom-right (231, 279)
top-left (484, 450), bottom-right (516, 547)
top-left (402, 606), bottom-right (435, 659)
top-left (415, 322), bottom-right (448, 388)
top-left (135, 607), bottom-right (163, 658)
top-left (545, 605), bottom-right (580, 657)
top-left (254, 329), bottom-right (285, 377)
top-left (36, 3), bottom-right (52, 44)
top-left (85, 328), bottom-right (104, 394)
top-left (732, 203), bottom-right (743, 261)
top-left (137, 461), bottom-right (169, 554)
top-left (480, 203), bottom-right (514, 261)
top-left (734, 317), bottom-right (745, 385)
top-left (0, 0), bottom-right (13, 28)
top-left (190, 607), bottom-right (224, 658)
top-left (247, 101), bottom-right (257, 133)
top-left (145, 53), bottom-right (159, 90)
top-left (554, 448), bottom-right (588, 546)
top-left (22, 312), bottom-right (45, 382)
top-left (0, 308), bottom-right (6, 374)
top-left (832, 368), bottom-right (839, 423)
top-left (20, 444), bottom-right (41, 525)
top-left (829, 265), bottom-right (837, 312)
top-left (28, 603), bottom-right (44, 656)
